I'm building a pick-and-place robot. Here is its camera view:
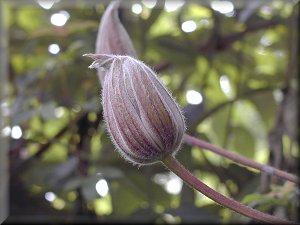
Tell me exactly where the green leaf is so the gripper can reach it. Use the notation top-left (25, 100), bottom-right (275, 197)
top-left (229, 126), bottom-right (255, 159)
top-left (151, 34), bottom-right (197, 65)
top-left (11, 53), bottom-right (26, 74)
top-left (210, 104), bottom-right (231, 146)
top-left (41, 142), bottom-right (68, 162)
top-left (148, 11), bottom-right (177, 37)
top-left (248, 91), bottom-right (276, 129)
top-left (40, 102), bottom-right (57, 120)
top-left (242, 193), bottom-right (268, 205)
top-left (241, 193), bottom-right (281, 212)
top-left (81, 175), bottom-right (101, 201)
top-left (128, 172), bottom-right (171, 208)
top-left (111, 180), bottom-right (143, 216)
top-left (184, 3), bottom-right (212, 19)
top-left (143, 3), bottom-right (164, 32)
top-left (16, 7), bottom-right (44, 31)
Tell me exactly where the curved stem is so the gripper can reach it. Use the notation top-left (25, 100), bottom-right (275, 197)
top-left (183, 134), bottom-right (299, 184)
top-left (161, 155), bottom-right (294, 224)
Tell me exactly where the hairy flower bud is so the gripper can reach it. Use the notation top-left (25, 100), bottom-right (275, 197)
top-left (84, 54), bottom-right (186, 165)
top-left (96, 0), bottom-right (137, 84)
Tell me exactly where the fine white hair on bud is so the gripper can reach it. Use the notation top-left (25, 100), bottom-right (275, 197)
top-left (84, 54), bottom-right (186, 165)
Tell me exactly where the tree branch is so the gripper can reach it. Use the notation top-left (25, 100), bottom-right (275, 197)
top-left (183, 134), bottom-right (299, 184)
top-left (198, 18), bottom-right (282, 53)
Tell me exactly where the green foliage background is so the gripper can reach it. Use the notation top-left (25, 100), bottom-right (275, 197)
top-left (1, 0), bottom-right (299, 223)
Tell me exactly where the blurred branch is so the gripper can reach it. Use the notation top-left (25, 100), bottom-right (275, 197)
top-left (198, 18), bottom-right (282, 53)
top-left (199, 87), bottom-right (275, 122)
top-left (76, 113), bottom-right (96, 177)
top-left (183, 134), bottom-right (299, 184)
top-left (11, 112), bottom-right (88, 176)
top-left (262, 6), bottom-right (299, 190)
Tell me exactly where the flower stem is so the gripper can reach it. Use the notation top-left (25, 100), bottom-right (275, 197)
top-left (161, 155), bottom-right (294, 224)
top-left (183, 134), bottom-right (299, 184)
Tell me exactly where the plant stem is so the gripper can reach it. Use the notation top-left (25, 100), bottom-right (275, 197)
top-left (161, 155), bottom-right (293, 224)
top-left (183, 134), bottom-right (299, 184)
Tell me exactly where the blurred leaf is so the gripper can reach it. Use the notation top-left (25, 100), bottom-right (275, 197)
top-left (39, 102), bottom-right (57, 120)
top-left (26, 157), bottom-right (78, 189)
top-left (81, 175), bottom-right (101, 201)
top-left (210, 104), bottom-right (231, 146)
top-left (248, 91), bottom-right (276, 129)
top-left (128, 208), bottom-right (157, 222)
top-left (143, 2), bottom-right (164, 32)
top-left (16, 7), bottom-right (43, 31)
top-left (165, 204), bottom-right (220, 223)
top-left (111, 180), bottom-right (143, 216)
top-left (11, 53), bottom-right (26, 74)
top-left (241, 181), bottom-right (298, 213)
top-left (148, 11), bottom-right (177, 37)
top-left (49, 157), bottom-right (79, 185)
top-left (205, 70), bottom-right (228, 108)
top-left (242, 193), bottom-right (277, 212)
top-left (96, 166), bottom-right (124, 180)
top-left (62, 177), bottom-right (83, 191)
top-left (185, 3), bottom-right (212, 19)
top-left (151, 34), bottom-right (197, 65)
top-left (81, 96), bottom-right (101, 112)
top-left (229, 126), bottom-right (255, 159)
top-left (16, 72), bottom-right (38, 89)
top-left (12, 108), bottom-right (37, 126)
top-left (41, 142), bottom-right (68, 162)
top-left (128, 172), bottom-right (171, 209)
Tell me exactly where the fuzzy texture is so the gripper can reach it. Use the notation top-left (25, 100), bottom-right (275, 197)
top-left (84, 54), bottom-right (186, 165)
top-left (95, 0), bottom-right (137, 84)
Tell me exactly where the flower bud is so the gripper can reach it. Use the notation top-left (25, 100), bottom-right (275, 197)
top-left (84, 54), bottom-right (185, 165)
top-left (95, 1), bottom-right (137, 84)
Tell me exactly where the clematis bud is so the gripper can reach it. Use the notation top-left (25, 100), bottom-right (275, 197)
top-left (84, 54), bottom-right (186, 165)
top-left (95, 0), bottom-right (137, 84)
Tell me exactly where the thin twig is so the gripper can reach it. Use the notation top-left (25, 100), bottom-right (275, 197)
top-left (183, 134), bottom-right (299, 184)
top-left (162, 155), bottom-right (294, 224)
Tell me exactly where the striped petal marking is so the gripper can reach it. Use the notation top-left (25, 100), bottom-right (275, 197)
top-left (86, 54), bottom-right (186, 165)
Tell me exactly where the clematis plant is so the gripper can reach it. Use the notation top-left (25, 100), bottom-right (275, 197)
top-left (84, 1), bottom-right (298, 223)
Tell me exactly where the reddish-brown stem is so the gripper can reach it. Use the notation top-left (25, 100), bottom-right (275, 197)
top-left (161, 155), bottom-right (293, 224)
top-left (183, 134), bottom-right (299, 184)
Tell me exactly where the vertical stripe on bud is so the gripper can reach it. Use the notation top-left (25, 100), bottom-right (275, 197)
top-left (84, 54), bottom-right (186, 165)
top-left (96, 0), bottom-right (137, 84)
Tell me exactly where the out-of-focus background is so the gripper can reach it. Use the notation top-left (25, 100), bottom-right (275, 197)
top-left (0, 0), bottom-right (298, 223)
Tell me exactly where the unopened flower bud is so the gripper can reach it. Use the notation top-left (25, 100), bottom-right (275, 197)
top-left (95, 0), bottom-right (137, 84)
top-left (84, 54), bottom-right (185, 165)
